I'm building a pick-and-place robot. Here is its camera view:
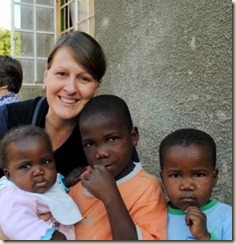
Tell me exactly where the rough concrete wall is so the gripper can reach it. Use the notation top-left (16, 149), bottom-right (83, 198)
top-left (18, 85), bottom-right (45, 100)
top-left (95, 0), bottom-right (232, 204)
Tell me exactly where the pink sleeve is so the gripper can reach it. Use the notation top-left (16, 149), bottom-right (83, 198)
top-left (0, 188), bottom-right (54, 240)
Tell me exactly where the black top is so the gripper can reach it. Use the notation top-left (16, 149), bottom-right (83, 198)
top-left (0, 97), bottom-right (139, 177)
top-left (0, 97), bottom-right (87, 177)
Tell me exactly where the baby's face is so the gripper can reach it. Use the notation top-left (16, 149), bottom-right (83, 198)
top-left (161, 144), bottom-right (218, 210)
top-left (4, 137), bottom-right (57, 193)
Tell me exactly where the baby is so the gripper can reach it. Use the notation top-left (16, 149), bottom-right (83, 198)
top-left (0, 125), bottom-right (83, 240)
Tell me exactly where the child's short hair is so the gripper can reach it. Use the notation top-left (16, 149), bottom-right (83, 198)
top-left (159, 128), bottom-right (216, 170)
top-left (0, 125), bottom-right (53, 168)
top-left (79, 94), bottom-right (133, 131)
top-left (0, 55), bottom-right (23, 93)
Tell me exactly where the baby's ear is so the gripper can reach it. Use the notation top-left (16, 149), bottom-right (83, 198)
top-left (3, 169), bottom-right (10, 178)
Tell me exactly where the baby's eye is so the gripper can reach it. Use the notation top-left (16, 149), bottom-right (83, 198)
top-left (20, 164), bottom-right (31, 170)
top-left (42, 159), bottom-right (53, 165)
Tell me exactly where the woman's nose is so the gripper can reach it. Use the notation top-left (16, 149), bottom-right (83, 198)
top-left (64, 78), bottom-right (77, 94)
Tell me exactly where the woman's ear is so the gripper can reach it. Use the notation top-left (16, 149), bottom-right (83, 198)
top-left (94, 79), bottom-right (103, 96)
top-left (43, 68), bottom-right (49, 87)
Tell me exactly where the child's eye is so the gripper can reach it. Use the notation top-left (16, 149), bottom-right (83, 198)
top-left (108, 136), bottom-right (119, 142)
top-left (42, 159), bottom-right (53, 165)
top-left (194, 172), bottom-right (204, 177)
top-left (20, 164), bottom-right (31, 170)
top-left (83, 141), bottom-right (94, 147)
top-left (169, 173), bottom-right (180, 178)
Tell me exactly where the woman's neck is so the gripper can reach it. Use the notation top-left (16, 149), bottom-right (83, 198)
top-left (45, 113), bottom-right (77, 150)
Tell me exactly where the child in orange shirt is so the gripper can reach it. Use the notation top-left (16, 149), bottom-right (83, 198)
top-left (70, 94), bottom-right (167, 240)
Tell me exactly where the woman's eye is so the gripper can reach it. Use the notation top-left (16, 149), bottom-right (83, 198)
top-left (56, 72), bottom-right (66, 77)
top-left (79, 76), bottom-right (91, 83)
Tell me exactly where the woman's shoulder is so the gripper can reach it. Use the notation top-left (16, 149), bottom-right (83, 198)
top-left (7, 97), bottom-right (46, 127)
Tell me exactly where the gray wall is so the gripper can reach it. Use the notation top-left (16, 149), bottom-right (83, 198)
top-left (95, 0), bottom-right (232, 204)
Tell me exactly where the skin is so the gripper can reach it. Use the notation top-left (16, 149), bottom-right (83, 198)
top-left (0, 85), bottom-right (10, 97)
top-left (3, 136), bottom-right (66, 240)
top-left (4, 136), bottom-right (57, 193)
top-left (43, 46), bottom-right (101, 150)
top-left (160, 144), bottom-right (218, 240)
top-left (79, 115), bottom-right (139, 240)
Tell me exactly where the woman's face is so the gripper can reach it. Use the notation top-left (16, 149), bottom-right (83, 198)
top-left (44, 47), bottom-right (101, 120)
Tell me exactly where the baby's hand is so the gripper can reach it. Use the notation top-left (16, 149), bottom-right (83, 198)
top-left (185, 206), bottom-right (210, 240)
top-left (38, 212), bottom-right (52, 221)
top-left (64, 167), bottom-right (87, 188)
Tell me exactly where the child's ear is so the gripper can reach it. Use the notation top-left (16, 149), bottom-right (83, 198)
top-left (212, 168), bottom-right (218, 186)
top-left (3, 168), bottom-right (10, 178)
top-left (131, 127), bottom-right (139, 146)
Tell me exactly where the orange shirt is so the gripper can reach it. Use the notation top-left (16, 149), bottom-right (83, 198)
top-left (70, 163), bottom-right (167, 240)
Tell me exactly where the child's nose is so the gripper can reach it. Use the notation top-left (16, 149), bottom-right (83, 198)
top-left (179, 178), bottom-right (195, 190)
top-left (95, 146), bottom-right (110, 160)
top-left (33, 166), bottom-right (44, 176)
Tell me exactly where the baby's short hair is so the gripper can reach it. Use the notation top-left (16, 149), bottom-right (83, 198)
top-left (159, 128), bottom-right (216, 170)
top-left (79, 94), bottom-right (133, 131)
top-left (0, 125), bottom-right (53, 168)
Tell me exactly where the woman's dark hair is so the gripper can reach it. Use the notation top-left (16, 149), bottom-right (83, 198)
top-left (0, 55), bottom-right (23, 93)
top-left (159, 128), bottom-right (216, 170)
top-left (47, 31), bottom-right (107, 81)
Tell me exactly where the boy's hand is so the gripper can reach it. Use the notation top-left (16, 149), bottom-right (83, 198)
top-left (64, 167), bottom-right (87, 188)
top-left (185, 206), bottom-right (211, 240)
top-left (81, 164), bottom-right (118, 203)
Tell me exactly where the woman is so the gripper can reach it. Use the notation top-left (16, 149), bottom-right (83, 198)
top-left (0, 31), bottom-right (107, 177)
top-left (0, 31), bottom-right (139, 177)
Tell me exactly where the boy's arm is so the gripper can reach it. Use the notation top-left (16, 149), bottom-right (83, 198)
top-left (81, 165), bottom-right (138, 240)
top-left (185, 206), bottom-right (210, 240)
top-left (102, 186), bottom-right (138, 240)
